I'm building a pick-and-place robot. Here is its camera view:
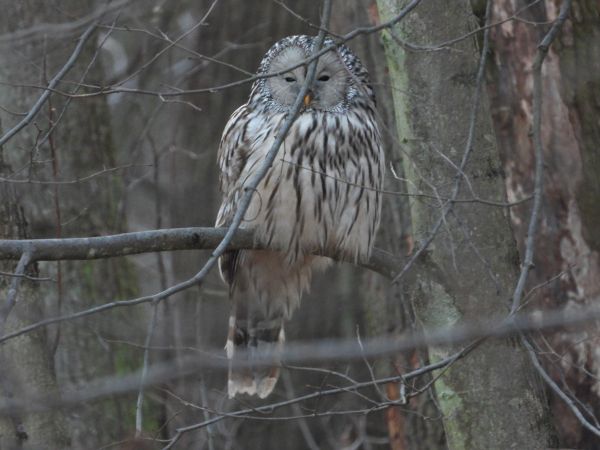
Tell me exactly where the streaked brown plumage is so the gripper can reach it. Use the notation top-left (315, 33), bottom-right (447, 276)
top-left (215, 35), bottom-right (384, 398)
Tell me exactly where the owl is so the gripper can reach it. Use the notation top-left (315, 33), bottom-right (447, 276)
top-left (216, 35), bottom-right (384, 398)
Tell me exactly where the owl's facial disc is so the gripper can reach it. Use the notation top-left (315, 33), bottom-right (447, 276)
top-left (267, 46), bottom-right (348, 111)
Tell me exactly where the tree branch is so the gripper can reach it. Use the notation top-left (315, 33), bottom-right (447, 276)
top-left (523, 336), bottom-right (600, 437)
top-left (0, 22), bottom-right (97, 148)
top-left (509, 0), bottom-right (571, 315)
top-left (0, 227), bottom-right (401, 278)
top-left (13, 0), bottom-right (422, 101)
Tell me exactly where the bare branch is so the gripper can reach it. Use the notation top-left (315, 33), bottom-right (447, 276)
top-left (0, 22), bottom-right (97, 148)
top-left (0, 227), bottom-right (401, 279)
top-left (98, 24), bottom-right (254, 76)
top-left (389, 0), bottom-right (543, 53)
top-left (135, 302), bottom-right (159, 437)
top-left (163, 352), bottom-right (453, 449)
top-left (112, 0), bottom-right (221, 87)
top-left (281, 158), bottom-right (531, 207)
top-left (0, 163), bottom-right (149, 185)
top-left (0, 349), bottom-right (455, 421)
top-left (0, 0), bottom-right (131, 46)
top-left (10, 0), bottom-right (422, 101)
top-left (0, 270), bottom-right (51, 282)
top-left (509, 0), bottom-right (571, 315)
top-left (522, 336), bottom-right (600, 437)
top-left (282, 372), bottom-right (320, 450)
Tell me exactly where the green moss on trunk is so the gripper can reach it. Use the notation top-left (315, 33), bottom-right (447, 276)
top-left (376, 1), bottom-right (554, 448)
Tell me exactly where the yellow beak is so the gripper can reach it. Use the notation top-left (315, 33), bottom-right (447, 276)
top-left (303, 92), bottom-right (313, 107)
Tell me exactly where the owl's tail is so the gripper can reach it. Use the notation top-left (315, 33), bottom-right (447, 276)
top-left (220, 250), bottom-right (320, 398)
top-left (225, 314), bottom-right (285, 399)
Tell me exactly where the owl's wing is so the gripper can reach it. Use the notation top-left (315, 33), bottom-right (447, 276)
top-left (215, 105), bottom-right (252, 226)
top-left (216, 105), bottom-right (251, 207)
top-left (215, 104), bottom-right (253, 284)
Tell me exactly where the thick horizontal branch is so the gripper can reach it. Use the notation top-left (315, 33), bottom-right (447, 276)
top-left (0, 227), bottom-right (401, 279)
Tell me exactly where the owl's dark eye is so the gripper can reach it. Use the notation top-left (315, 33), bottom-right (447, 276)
top-left (284, 76), bottom-right (296, 83)
top-left (318, 74), bottom-right (330, 82)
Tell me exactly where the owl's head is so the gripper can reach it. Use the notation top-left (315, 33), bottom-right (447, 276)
top-left (250, 35), bottom-right (373, 113)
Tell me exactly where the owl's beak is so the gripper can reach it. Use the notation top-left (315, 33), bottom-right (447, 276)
top-left (303, 91), bottom-right (313, 107)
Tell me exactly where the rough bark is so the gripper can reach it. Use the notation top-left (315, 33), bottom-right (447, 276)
top-left (0, 178), bottom-right (69, 448)
top-left (377, 1), bottom-right (554, 448)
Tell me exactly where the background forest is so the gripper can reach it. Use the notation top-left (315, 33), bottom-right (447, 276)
top-left (1, 1), bottom-right (599, 449)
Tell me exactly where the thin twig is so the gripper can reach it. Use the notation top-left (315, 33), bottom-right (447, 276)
top-left (3, 291), bottom-right (599, 360)
top-left (3, 300), bottom-right (600, 419)
top-left (113, 0), bottom-right (220, 88)
top-left (10, 0), bottom-right (422, 101)
top-left (389, 0), bottom-right (543, 53)
top-left (391, 0), bottom-right (493, 284)
top-left (0, 0), bottom-right (421, 352)
top-left (282, 372), bottom-right (320, 450)
top-left (0, 163), bottom-right (150, 185)
top-left (0, 346), bottom-right (459, 422)
top-left (0, 22), bottom-right (97, 148)
top-left (35, 13), bottom-right (121, 155)
top-left (0, 270), bottom-right (51, 282)
top-left (98, 23), bottom-right (253, 76)
top-left (0, 0), bottom-right (348, 353)
top-left (273, 0), bottom-right (343, 39)
top-left (503, 0), bottom-right (596, 439)
top-left (163, 352), bottom-right (454, 449)
top-left (280, 158), bottom-right (531, 207)
top-left (509, 1), bottom-right (570, 315)
top-left (522, 336), bottom-right (600, 437)
top-left (199, 378), bottom-right (216, 450)
top-left (195, 0), bottom-right (333, 290)
top-left (0, 0), bottom-right (131, 46)
top-left (135, 301), bottom-right (160, 437)
top-left (357, 326), bottom-right (387, 402)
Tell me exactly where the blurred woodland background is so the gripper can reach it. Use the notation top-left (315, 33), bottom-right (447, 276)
top-left (1, 0), bottom-right (599, 449)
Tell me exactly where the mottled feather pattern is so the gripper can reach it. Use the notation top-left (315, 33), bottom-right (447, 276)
top-left (215, 35), bottom-right (384, 398)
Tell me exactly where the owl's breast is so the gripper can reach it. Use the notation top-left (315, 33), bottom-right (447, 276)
top-left (242, 110), bottom-right (384, 263)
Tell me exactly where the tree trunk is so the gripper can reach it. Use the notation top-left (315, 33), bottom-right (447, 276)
top-left (0, 178), bottom-right (69, 448)
top-left (332, 2), bottom-right (446, 449)
top-left (487, 1), bottom-right (600, 447)
top-left (377, 1), bottom-right (554, 448)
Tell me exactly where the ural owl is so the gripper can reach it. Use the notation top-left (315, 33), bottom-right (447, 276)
top-left (216, 35), bottom-right (384, 398)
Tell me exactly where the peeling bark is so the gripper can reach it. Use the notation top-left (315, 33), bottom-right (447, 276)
top-left (487, 2), bottom-right (600, 447)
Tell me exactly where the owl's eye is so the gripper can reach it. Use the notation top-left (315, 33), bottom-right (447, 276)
top-left (317, 74), bottom-right (330, 82)
top-left (284, 76), bottom-right (296, 83)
